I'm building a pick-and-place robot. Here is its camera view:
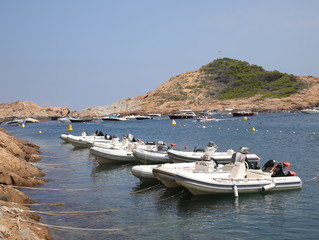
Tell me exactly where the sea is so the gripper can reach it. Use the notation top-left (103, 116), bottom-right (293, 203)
top-left (2, 112), bottom-right (319, 240)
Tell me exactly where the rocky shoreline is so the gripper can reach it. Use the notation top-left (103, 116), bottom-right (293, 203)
top-left (0, 128), bottom-right (51, 239)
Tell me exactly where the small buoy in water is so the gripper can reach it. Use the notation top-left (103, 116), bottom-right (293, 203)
top-left (252, 127), bottom-right (256, 132)
top-left (38, 130), bottom-right (42, 134)
top-left (68, 124), bottom-right (73, 132)
top-left (171, 120), bottom-right (176, 126)
top-left (21, 123), bottom-right (25, 128)
top-left (243, 117), bottom-right (248, 121)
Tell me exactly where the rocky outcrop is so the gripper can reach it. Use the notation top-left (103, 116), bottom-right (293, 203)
top-left (81, 74), bottom-right (319, 115)
top-left (0, 128), bottom-right (51, 239)
top-left (0, 101), bottom-right (71, 121)
top-left (79, 98), bottom-right (143, 117)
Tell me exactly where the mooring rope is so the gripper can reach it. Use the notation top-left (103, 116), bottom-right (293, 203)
top-left (1, 205), bottom-right (116, 215)
top-left (303, 174), bottom-right (319, 183)
top-left (18, 203), bottom-right (65, 206)
top-left (5, 184), bottom-right (104, 191)
top-left (18, 218), bottom-right (123, 232)
top-left (39, 155), bottom-right (68, 159)
top-left (27, 209), bottom-right (117, 216)
top-left (158, 189), bottom-right (185, 201)
top-left (130, 183), bottom-right (161, 194)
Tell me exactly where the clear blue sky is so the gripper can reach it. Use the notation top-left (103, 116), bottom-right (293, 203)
top-left (1, 0), bottom-right (318, 110)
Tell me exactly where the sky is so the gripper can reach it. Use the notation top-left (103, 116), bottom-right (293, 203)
top-left (1, 0), bottom-right (319, 110)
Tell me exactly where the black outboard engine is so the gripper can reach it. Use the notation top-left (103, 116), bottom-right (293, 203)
top-left (105, 134), bottom-right (112, 140)
top-left (95, 130), bottom-right (104, 136)
top-left (262, 160), bottom-right (292, 177)
top-left (207, 141), bottom-right (217, 148)
top-left (157, 144), bottom-right (168, 152)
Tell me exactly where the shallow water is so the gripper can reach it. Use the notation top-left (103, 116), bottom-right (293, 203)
top-left (3, 113), bottom-right (319, 239)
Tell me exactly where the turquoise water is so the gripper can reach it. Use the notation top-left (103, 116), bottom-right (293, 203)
top-left (3, 113), bottom-right (319, 239)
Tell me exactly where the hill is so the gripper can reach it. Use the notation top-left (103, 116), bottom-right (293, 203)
top-left (83, 58), bottom-right (319, 115)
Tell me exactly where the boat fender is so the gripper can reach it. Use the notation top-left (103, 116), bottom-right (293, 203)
top-left (262, 182), bottom-right (276, 191)
top-left (288, 170), bottom-right (297, 176)
top-left (233, 185), bottom-right (239, 197)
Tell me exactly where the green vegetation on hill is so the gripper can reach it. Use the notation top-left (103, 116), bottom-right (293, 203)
top-left (200, 58), bottom-right (306, 99)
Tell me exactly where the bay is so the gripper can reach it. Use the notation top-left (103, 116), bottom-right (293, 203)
top-left (3, 113), bottom-right (319, 239)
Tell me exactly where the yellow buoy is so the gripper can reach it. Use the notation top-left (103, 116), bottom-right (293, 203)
top-left (171, 119), bottom-right (176, 126)
top-left (38, 130), bottom-right (42, 134)
top-left (68, 124), bottom-right (73, 132)
top-left (243, 117), bottom-right (248, 121)
top-left (251, 127), bottom-right (256, 132)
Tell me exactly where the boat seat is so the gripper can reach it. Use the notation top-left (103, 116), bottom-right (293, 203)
top-left (230, 162), bottom-right (246, 179)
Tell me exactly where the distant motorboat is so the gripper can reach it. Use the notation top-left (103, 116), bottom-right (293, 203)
top-left (196, 116), bottom-right (220, 122)
top-left (2, 117), bottom-right (39, 126)
top-left (69, 117), bottom-right (93, 123)
top-left (102, 113), bottom-right (127, 122)
top-left (3, 118), bottom-right (25, 126)
top-left (168, 110), bottom-right (196, 119)
top-left (125, 115), bottom-right (152, 120)
top-left (147, 113), bottom-right (161, 117)
top-left (301, 107), bottom-right (319, 114)
top-left (57, 117), bottom-right (71, 123)
top-left (135, 115), bottom-right (152, 120)
top-left (24, 117), bottom-right (39, 123)
top-left (232, 110), bottom-right (255, 117)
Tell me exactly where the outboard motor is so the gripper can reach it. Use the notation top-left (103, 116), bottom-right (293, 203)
top-left (207, 141), bottom-right (217, 148)
top-left (205, 141), bottom-right (218, 153)
top-left (105, 134), bottom-right (112, 140)
top-left (127, 134), bottom-right (134, 142)
top-left (194, 147), bottom-right (205, 152)
top-left (262, 160), bottom-right (295, 177)
top-left (157, 144), bottom-right (168, 152)
top-left (95, 130), bottom-right (104, 136)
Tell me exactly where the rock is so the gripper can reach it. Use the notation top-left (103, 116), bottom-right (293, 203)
top-left (0, 128), bottom-right (51, 239)
top-left (0, 101), bottom-right (71, 121)
top-left (77, 75), bottom-right (319, 116)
